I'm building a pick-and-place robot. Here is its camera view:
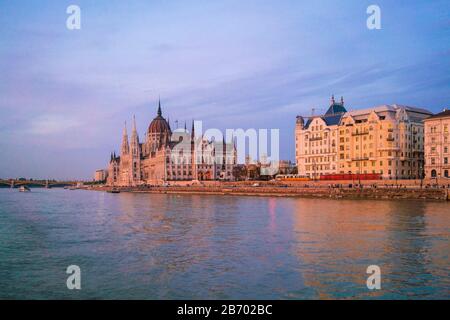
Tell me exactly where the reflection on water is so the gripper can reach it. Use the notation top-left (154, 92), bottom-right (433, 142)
top-left (291, 200), bottom-right (450, 299)
top-left (0, 189), bottom-right (448, 299)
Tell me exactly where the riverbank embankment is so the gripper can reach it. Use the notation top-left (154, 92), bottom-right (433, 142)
top-left (88, 182), bottom-right (450, 201)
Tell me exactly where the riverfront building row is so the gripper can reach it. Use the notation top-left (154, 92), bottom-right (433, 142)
top-left (424, 110), bottom-right (450, 179)
top-left (295, 96), bottom-right (434, 179)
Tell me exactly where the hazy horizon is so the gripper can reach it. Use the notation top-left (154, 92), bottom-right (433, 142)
top-left (1, 0), bottom-right (449, 180)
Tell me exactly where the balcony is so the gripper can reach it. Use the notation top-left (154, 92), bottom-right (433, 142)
top-left (352, 131), bottom-right (369, 136)
top-left (386, 137), bottom-right (395, 142)
top-left (352, 157), bottom-right (369, 161)
top-left (378, 144), bottom-right (400, 151)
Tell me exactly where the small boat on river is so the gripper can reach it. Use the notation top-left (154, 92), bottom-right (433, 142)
top-left (19, 186), bottom-right (31, 192)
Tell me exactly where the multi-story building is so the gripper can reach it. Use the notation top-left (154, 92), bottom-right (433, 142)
top-left (295, 96), bottom-right (432, 179)
top-left (337, 105), bottom-right (431, 179)
top-left (276, 160), bottom-right (297, 175)
top-left (107, 100), bottom-right (236, 186)
top-left (424, 109), bottom-right (450, 179)
top-left (94, 169), bottom-right (108, 182)
top-left (295, 96), bottom-right (345, 179)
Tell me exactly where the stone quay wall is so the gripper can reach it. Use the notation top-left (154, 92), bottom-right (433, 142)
top-left (92, 184), bottom-right (450, 201)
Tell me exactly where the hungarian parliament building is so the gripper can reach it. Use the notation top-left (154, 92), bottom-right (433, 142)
top-left (107, 101), bottom-right (236, 186)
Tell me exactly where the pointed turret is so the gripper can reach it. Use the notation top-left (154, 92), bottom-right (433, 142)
top-left (121, 121), bottom-right (130, 155)
top-left (130, 116), bottom-right (140, 157)
top-left (222, 135), bottom-right (227, 158)
top-left (331, 94), bottom-right (335, 105)
top-left (132, 115), bottom-right (137, 134)
top-left (129, 116), bottom-right (141, 183)
top-left (191, 120), bottom-right (195, 139)
top-left (131, 116), bottom-right (139, 142)
top-left (340, 96), bottom-right (344, 106)
top-left (157, 97), bottom-right (162, 117)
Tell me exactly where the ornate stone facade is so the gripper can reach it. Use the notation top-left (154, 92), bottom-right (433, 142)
top-left (424, 109), bottom-right (450, 179)
top-left (295, 96), bottom-right (345, 179)
top-left (107, 101), bottom-right (236, 186)
top-left (296, 96), bottom-right (432, 179)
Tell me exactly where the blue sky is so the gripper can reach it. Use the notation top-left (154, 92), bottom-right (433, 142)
top-left (0, 0), bottom-right (449, 179)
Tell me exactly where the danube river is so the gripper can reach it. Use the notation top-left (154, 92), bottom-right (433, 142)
top-left (0, 188), bottom-right (448, 299)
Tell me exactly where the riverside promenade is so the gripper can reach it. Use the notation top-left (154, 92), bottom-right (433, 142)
top-left (90, 180), bottom-right (450, 201)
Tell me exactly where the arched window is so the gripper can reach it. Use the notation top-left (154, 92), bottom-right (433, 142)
top-left (445, 170), bottom-right (449, 178)
top-left (431, 170), bottom-right (437, 178)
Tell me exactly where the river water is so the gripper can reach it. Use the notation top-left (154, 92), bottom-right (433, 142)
top-left (0, 188), bottom-right (448, 299)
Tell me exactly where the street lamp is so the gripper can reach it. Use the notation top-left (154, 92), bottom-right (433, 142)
top-left (419, 163), bottom-right (424, 189)
top-left (313, 159), bottom-right (317, 182)
top-left (349, 170), bottom-right (353, 187)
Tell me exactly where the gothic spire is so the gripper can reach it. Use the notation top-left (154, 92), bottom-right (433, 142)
top-left (131, 115), bottom-right (139, 143)
top-left (132, 115), bottom-right (137, 133)
top-left (340, 96), bottom-right (344, 106)
top-left (331, 94), bottom-right (335, 105)
top-left (121, 121), bottom-right (130, 155)
top-left (157, 97), bottom-right (162, 117)
top-left (123, 121), bottom-right (128, 137)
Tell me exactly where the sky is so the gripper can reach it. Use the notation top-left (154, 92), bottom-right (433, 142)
top-left (0, 0), bottom-right (449, 180)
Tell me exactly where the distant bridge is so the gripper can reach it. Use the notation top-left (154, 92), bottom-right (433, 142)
top-left (0, 179), bottom-right (78, 188)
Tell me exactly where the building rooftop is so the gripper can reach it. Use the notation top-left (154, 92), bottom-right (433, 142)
top-left (298, 98), bottom-right (433, 129)
top-left (425, 109), bottom-right (450, 120)
top-left (302, 96), bottom-right (347, 129)
top-left (343, 104), bottom-right (432, 117)
top-left (325, 103), bottom-right (347, 116)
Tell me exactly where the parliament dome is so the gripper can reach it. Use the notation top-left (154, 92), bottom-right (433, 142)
top-left (148, 101), bottom-right (171, 134)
